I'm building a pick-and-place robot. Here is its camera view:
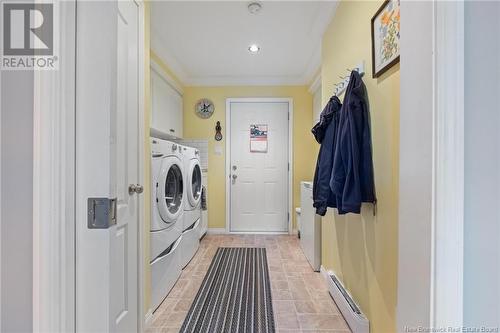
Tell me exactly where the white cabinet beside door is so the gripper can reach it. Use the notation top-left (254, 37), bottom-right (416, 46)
top-left (151, 65), bottom-right (183, 138)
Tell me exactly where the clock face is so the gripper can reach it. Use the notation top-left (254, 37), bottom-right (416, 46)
top-left (195, 99), bottom-right (215, 119)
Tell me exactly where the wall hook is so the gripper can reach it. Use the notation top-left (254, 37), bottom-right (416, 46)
top-left (215, 121), bottom-right (223, 141)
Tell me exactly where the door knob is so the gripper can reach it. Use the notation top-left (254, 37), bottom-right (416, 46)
top-left (128, 184), bottom-right (144, 195)
top-left (232, 174), bottom-right (237, 180)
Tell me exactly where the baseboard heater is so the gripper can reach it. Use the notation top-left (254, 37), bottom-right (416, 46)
top-left (321, 267), bottom-right (369, 333)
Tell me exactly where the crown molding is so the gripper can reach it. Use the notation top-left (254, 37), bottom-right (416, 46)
top-left (184, 75), bottom-right (308, 87)
top-left (150, 59), bottom-right (184, 94)
top-left (302, 0), bottom-right (339, 85)
top-left (308, 72), bottom-right (322, 94)
top-left (303, 44), bottom-right (322, 85)
top-left (150, 29), bottom-right (189, 84)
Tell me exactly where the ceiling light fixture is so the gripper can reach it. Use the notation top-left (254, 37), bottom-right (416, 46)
top-left (248, 1), bottom-right (262, 15)
top-left (248, 44), bottom-right (260, 53)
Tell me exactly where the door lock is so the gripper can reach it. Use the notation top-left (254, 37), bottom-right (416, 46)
top-left (87, 198), bottom-right (117, 229)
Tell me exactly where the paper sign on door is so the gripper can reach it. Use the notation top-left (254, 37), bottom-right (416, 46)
top-left (250, 124), bottom-right (268, 153)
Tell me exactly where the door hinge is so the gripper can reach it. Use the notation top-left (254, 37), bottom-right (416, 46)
top-left (287, 212), bottom-right (290, 221)
top-left (288, 162), bottom-right (290, 171)
top-left (288, 112), bottom-right (290, 120)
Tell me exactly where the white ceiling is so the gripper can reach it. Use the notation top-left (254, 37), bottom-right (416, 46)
top-left (151, 1), bottom-right (338, 86)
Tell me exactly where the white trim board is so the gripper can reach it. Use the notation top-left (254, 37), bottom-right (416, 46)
top-left (225, 98), bottom-right (293, 235)
top-left (137, 1), bottom-right (147, 332)
top-left (432, 1), bottom-right (464, 326)
top-left (308, 73), bottom-right (322, 94)
top-left (144, 309), bottom-right (153, 328)
top-left (207, 228), bottom-right (227, 235)
top-left (32, 1), bottom-right (76, 332)
top-left (397, 0), bottom-right (465, 329)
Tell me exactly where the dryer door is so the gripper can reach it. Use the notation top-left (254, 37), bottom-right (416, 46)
top-left (157, 156), bottom-right (184, 223)
top-left (187, 159), bottom-right (202, 208)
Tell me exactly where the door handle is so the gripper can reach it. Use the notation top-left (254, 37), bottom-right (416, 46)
top-left (129, 184), bottom-right (144, 195)
top-left (231, 174), bottom-right (237, 184)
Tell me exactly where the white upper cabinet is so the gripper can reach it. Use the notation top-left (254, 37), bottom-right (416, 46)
top-left (151, 63), bottom-right (183, 138)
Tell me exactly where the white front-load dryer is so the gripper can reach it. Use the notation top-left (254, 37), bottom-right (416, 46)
top-left (150, 138), bottom-right (184, 258)
top-left (150, 137), bottom-right (184, 311)
top-left (179, 145), bottom-right (202, 268)
top-left (182, 146), bottom-right (202, 229)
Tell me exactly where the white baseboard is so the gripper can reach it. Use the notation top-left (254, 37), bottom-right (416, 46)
top-left (207, 228), bottom-right (227, 234)
top-left (144, 308), bottom-right (153, 328)
top-left (207, 228), bottom-right (298, 235)
top-left (320, 266), bottom-right (369, 333)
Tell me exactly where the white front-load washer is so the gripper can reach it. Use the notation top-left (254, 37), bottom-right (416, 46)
top-left (150, 137), bottom-right (184, 311)
top-left (179, 145), bottom-right (202, 268)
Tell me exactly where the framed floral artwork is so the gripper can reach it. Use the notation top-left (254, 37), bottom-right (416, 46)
top-left (371, 0), bottom-right (400, 78)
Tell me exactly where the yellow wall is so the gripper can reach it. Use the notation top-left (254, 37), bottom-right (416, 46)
top-left (182, 86), bottom-right (315, 230)
top-left (320, 1), bottom-right (400, 332)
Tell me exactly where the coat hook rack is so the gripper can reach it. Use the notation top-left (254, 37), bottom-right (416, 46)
top-left (333, 61), bottom-right (365, 97)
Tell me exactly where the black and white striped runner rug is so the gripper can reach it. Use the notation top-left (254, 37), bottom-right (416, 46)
top-left (180, 247), bottom-right (275, 333)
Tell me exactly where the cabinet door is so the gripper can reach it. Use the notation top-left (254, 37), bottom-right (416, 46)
top-left (166, 83), bottom-right (183, 138)
top-left (151, 68), bottom-right (183, 138)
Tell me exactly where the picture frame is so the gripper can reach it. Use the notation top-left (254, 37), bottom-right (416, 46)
top-left (371, 0), bottom-right (400, 78)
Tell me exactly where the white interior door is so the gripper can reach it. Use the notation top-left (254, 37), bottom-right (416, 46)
top-left (229, 101), bottom-right (289, 232)
top-left (112, 1), bottom-right (139, 331)
top-left (76, 1), bottom-right (140, 332)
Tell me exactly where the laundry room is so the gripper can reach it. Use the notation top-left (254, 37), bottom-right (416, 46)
top-left (143, 0), bottom-right (399, 332)
top-left (5, 0), bottom-right (496, 332)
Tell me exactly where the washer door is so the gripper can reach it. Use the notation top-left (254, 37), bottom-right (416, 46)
top-left (156, 157), bottom-right (184, 223)
top-left (187, 159), bottom-right (202, 207)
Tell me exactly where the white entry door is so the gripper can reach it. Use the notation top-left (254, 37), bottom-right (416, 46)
top-left (229, 100), bottom-right (290, 232)
top-left (76, 1), bottom-right (140, 332)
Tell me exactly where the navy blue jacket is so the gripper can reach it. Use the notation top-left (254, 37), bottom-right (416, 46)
top-left (312, 96), bottom-right (342, 216)
top-left (330, 71), bottom-right (376, 214)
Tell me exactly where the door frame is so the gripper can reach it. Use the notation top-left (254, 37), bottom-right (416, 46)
top-left (225, 98), bottom-right (293, 235)
top-left (32, 1), bottom-right (76, 332)
top-left (32, 0), bottom-right (147, 332)
top-left (137, 1), bottom-right (147, 331)
top-left (397, 0), bottom-right (465, 329)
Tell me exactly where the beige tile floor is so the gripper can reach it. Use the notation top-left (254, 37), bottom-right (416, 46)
top-left (146, 234), bottom-right (351, 333)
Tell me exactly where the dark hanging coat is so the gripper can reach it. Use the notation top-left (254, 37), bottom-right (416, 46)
top-left (312, 96), bottom-right (342, 216)
top-left (330, 71), bottom-right (376, 214)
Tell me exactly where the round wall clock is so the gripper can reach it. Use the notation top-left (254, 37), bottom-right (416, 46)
top-left (195, 99), bottom-right (215, 119)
